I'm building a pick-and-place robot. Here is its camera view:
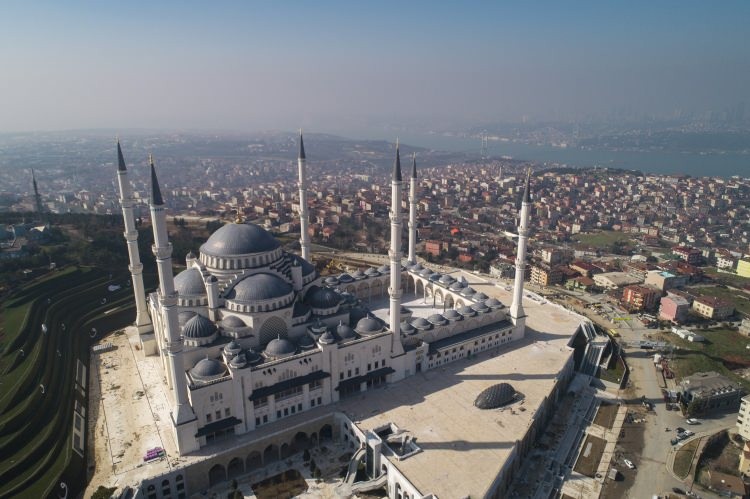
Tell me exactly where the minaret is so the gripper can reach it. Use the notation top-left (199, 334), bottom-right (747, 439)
top-left (509, 170), bottom-right (531, 331)
top-left (388, 141), bottom-right (405, 356)
top-left (31, 169), bottom-right (43, 215)
top-left (115, 140), bottom-right (152, 333)
top-left (148, 156), bottom-right (195, 430)
top-left (297, 130), bottom-right (311, 262)
top-left (407, 153), bottom-right (418, 264)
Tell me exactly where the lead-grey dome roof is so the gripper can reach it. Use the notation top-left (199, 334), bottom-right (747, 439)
top-left (427, 313), bottom-right (448, 326)
top-left (264, 338), bottom-right (296, 358)
top-left (222, 315), bottom-right (246, 328)
top-left (318, 331), bottom-right (337, 345)
top-left (336, 321), bottom-right (356, 339)
top-left (457, 306), bottom-right (477, 317)
top-left (183, 314), bottom-right (218, 338)
top-left (297, 334), bottom-right (316, 349)
top-left (174, 268), bottom-right (206, 296)
top-left (226, 273), bottom-right (293, 303)
top-left (411, 317), bottom-right (432, 330)
top-left (474, 383), bottom-right (518, 409)
top-left (200, 222), bottom-right (280, 257)
top-left (443, 309), bottom-right (463, 321)
top-left (485, 298), bottom-right (503, 309)
top-left (355, 316), bottom-right (383, 335)
top-left (305, 286), bottom-right (342, 309)
top-left (191, 358), bottom-right (226, 379)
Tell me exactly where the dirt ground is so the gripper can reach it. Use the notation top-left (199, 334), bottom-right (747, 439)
top-left (574, 434), bottom-right (608, 477)
top-left (599, 404), bottom-right (647, 498)
top-left (593, 401), bottom-right (619, 430)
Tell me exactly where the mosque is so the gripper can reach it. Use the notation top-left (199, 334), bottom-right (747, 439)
top-left (113, 135), bottom-right (577, 498)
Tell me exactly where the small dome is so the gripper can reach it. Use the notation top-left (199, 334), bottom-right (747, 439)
top-left (174, 268), bottom-right (206, 296)
top-left (306, 286), bottom-right (342, 309)
top-left (191, 358), bottom-right (226, 379)
top-left (474, 292), bottom-right (489, 301)
top-left (338, 273), bottom-right (354, 283)
top-left (449, 281), bottom-right (465, 291)
top-left (439, 275), bottom-right (456, 284)
top-left (224, 340), bottom-right (242, 355)
top-left (352, 270), bottom-right (367, 280)
top-left (400, 321), bottom-right (416, 335)
top-left (230, 353), bottom-right (247, 369)
top-left (297, 334), bottom-right (316, 350)
top-left (183, 314), bottom-right (218, 339)
top-left (364, 267), bottom-right (380, 277)
top-left (178, 310), bottom-right (197, 326)
top-left (472, 302), bottom-right (490, 313)
top-left (318, 331), bottom-right (337, 345)
top-left (411, 317), bottom-right (432, 330)
top-left (485, 298), bottom-right (503, 309)
top-left (226, 273), bottom-right (293, 303)
top-left (246, 349), bottom-right (262, 365)
top-left (460, 287), bottom-right (477, 296)
top-left (457, 306), bottom-right (477, 317)
top-left (222, 315), bottom-right (246, 328)
top-left (443, 309), bottom-right (463, 321)
top-left (200, 222), bottom-right (280, 257)
top-left (324, 276), bottom-right (340, 286)
top-left (355, 316), bottom-right (383, 335)
top-left (419, 268), bottom-right (434, 277)
top-left (310, 319), bottom-right (328, 334)
top-left (336, 321), bottom-right (356, 340)
top-left (427, 314), bottom-right (448, 326)
top-left (474, 383), bottom-right (518, 409)
top-left (264, 338), bottom-right (296, 358)
top-left (377, 264), bottom-right (390, 273)
top-left (410, 263), bottom-right (424, 272)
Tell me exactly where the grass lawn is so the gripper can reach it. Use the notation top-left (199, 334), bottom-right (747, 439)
top-left (687, 285), bottom-right (750, 316)
top-left (705, 268), bottom-right (750, 289)
top-left (673, 438), bottom-right (699, 479)
top-left (657, 328), bottom-right (750, 391)
top-left (572, 230), bottom-right (633, 249)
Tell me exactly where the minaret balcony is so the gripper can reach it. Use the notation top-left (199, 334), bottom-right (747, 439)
top-left (152, 243), bottom-right (173, 259)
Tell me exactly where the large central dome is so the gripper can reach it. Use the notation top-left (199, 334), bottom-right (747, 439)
top-left (200, 222), bottom-right (280, 257)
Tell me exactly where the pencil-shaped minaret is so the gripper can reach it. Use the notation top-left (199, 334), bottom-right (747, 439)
top-left (148, 156), bottom-right (193, 425)
top-left (389, 141), bottom-right (405, 355)
top-left (407, 153), bottom-right (418, 264)
top-left (32, 169), bottom-right (44, 215)
top-left (298, 131), bottom-right (311, 262)
top-left (116, 140), bottom-right (152, 333)
top-left (509, 169), bottom-right (531, 328)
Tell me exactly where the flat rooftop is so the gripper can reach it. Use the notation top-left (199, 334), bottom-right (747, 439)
top-left (339, 274), bottom-right (583, 498)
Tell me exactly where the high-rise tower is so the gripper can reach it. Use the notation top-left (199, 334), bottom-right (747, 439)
top-left (31, 169), bottom-right (43, 215)
top-left (115, 141), bottom-right (152, 334)
top-left (509, 170), bottom-right (531, 332)
top-left (297, 131), bottom-right (311, 262)
top-left (388, 141), bottom-right (405, 356)
top-left (407, 153), bottom-right (418, 264)
top-left (148, 156), bottom-right (197, 451)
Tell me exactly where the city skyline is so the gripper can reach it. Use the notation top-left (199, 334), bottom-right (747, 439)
top-left (1, 1), bottom-right (749, 133)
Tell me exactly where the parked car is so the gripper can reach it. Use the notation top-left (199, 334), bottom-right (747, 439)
top-left (686, 418), bottom-right (700, 425)
top-left (676, 427), bottom-right (686, 433)
top-left (623, 459), bottom-right (636, 469)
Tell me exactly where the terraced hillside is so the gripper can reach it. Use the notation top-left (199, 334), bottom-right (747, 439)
top-left (0, 267), bottom-right (150, 499)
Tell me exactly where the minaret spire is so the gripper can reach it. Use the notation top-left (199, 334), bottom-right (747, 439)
top-left (509, 169), bottom-right (532, 336)
top-left (388, 140), bottom-right (405, 356)
top-left (114, 139), bottom-right (152, 334)
top-left (148, 157), bottom-right (197, 449)
top-left (297, 130), bottom-right (311, 262)
top-left (407, 153), bottom-right (418, 264)
top-left (31, 169), bottom-right (43, 215)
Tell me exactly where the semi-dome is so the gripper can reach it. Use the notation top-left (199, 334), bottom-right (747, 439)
top-left (174, 268), bottom-right (206, 296)
top-left (264, 338), bottom-right (296, 359)
top-left (200, 222), bottom-right (280, 257)
top-left (355, 316), bottom-right (383, 335)
top-left (221, 315), bottom-right (246, 328)
top-left (336, 321), bottom-right (356, 340)
top-left (226, 273), bottom-right (293, 303)
top-left (183, 314), bottom-right (218, 338)
top-left (474, 383), bottom-right (518, 409)
top-left (305, 286), bottom-right (342, 309)
top-left (191, 358), bottom-right (226, 380)
top-left (178, 310), bottom-right (197, 326)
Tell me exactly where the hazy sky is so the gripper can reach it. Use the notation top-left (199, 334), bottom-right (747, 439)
top-left (1, 1), bottom-right (749, 133)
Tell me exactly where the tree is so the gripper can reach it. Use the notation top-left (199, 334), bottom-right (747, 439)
top-left (303, 448), bottom-right (311, 462)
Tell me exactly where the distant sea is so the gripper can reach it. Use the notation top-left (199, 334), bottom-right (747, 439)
top-left (341, 130), bottom-right (749, 179)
